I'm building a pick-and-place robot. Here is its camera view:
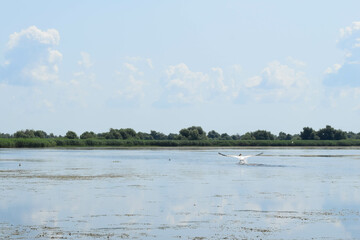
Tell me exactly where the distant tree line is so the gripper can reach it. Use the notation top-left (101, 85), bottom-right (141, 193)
top-left (1, 125), bottom-right (359, 141)
top-left (299, 125), bottom-right (351, 140)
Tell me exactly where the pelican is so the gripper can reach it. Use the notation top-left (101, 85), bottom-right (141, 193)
top-left (218, 152), bottom-right (263, 164)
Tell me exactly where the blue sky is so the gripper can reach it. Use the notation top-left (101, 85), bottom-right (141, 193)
top-left (1, 0), bottom-right (360, 135)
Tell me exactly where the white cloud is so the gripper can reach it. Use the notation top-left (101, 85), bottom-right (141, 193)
top-left (224, 65), bottom-right (245, 98)
top-left (26, 65), bottom-right (58, 82)
top-left (124, 56), bottom-right (154, 70)
top-left (231, 64), bottom-right (242, 73)
top-left (211, 67), bottom-right (227, 92)
top-left (162, 64), bottom-right (248, 105)
top-left (338, 21), bottom-right (360, 50)
top-left (339, 87), bottom-right (360, 99)
top-left (124, 63), bottom-right (138, 72)
top-left (325, 21), bottom-right (360, 87)
top-left (74, 52), bottom-right (95, 81)
top-left (73, 72), bottom-right (84, 77)
top-left (109, 57), bottom-right (159, 107)
top-left (146, 58), bottom-right (154, 69)
top-left (345, 52), bottom-right (352, 58)
top-left (355, 38), bottom-right (360, 48)
top-left (324, 63), bottom-right (342, 74)
top-left (166, 63), bottom-right (209, 88)
top-left (339, 21), bottom-right (360, 39)
top-left (326, 87), bottom-right (360, 112)
top-left (236, 60), bottom-right (315, 103)
top-left (245, 75), bottom-right (262, 88)
top-left (70, 79), bottom-right (80, 85)
top-left (160, 61), bottom-right (312, 105)
top-left (58, 52), bottom-right (101, 108)
top-left (24, 48), bottom-right (62, 82)
top-left (112, 60), bottom-right (153, 105)
top-left (117, 75), bottom-right (145, 99)
top-left (78, 52), bottom-right (93, 68)
top-left (48, 49), bottom-right (62, 63)
top-left (287, 57), bottom-right (306, 67)
top-left (7, 26), bottom-right (60, 49)
top-left (165, 63), bottom-right (209, 104)
top-left (262, 61), bottom-right (308, 88)
top-left (2, 26), bottom-right (62, 84)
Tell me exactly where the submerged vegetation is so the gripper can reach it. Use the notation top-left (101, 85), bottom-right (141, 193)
top-left (1, 125), bottom-right (360, 148)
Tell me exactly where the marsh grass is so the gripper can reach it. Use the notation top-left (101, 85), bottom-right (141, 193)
top-left (1, 138), bottom-right (360, 148)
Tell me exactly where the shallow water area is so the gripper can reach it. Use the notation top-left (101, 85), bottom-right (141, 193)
top-left (1, 148), bottom-right (360, 239)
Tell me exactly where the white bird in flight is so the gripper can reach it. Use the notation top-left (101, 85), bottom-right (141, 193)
top-left (218, 152), bottom-right (263, 164)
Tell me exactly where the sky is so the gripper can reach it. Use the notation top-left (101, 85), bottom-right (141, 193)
top-left (1, 0), bottom-right (360, 136)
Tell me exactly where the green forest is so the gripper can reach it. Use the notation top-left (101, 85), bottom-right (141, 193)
top-left (1, 125), bottom-right (360, 148)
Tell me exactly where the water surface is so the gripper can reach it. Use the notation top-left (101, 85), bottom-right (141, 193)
top-left (1, 148), bottom-right (360, 239)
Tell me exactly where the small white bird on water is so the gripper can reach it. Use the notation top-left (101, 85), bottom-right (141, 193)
top-left (218, 152), bottom-right (263, 164)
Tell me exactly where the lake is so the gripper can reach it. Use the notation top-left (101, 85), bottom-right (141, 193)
top-left (0, 148), bottom-right (360, 239)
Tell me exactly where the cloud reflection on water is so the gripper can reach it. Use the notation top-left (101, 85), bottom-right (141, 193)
top-left (0, 148), bottom-right (359, 239)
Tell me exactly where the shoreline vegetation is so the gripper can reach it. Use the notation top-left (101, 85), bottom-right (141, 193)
top-left (1, 125), bottom-right (360, 148)
top-left (1, 138), bottom-right (360, 148)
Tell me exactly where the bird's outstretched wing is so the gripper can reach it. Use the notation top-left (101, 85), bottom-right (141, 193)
top-left (218, 152), bottom-right (243, 160)
top-left (218, 152), bottom-right (241, 158)
top-left (218, 152), bottom-right (229, 157)
top-left (219, 152), bottom-right (263, 157)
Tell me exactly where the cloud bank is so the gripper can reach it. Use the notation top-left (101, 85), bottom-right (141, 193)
top-left (1, 26), bottom-right (62, 84)
top-left (7, 25), bottom-right (60, 50)
top-left (325, 21), bottom-right (360, 87)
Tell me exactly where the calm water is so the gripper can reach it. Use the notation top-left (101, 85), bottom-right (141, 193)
top-left (0, 148), bottom-right (360, 239)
